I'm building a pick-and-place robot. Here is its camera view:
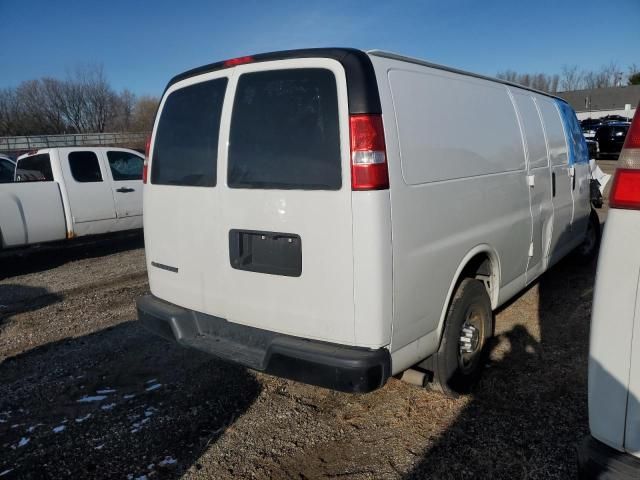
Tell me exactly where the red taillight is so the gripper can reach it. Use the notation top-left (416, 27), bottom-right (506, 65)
top-left (350, 114), bottom-right (389, 190)
top-left (610, 169), bottom-right (640, 209)
top-left (610, 102), bottom-right (640, 208)
top-left (143, 135), bottom-right (151, 184)
top-left (223, 56), bottom-right (254, 67)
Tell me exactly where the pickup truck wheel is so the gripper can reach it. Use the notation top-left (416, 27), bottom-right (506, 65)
top-left (575, 209), bottom-right (601, 261)
top-left (427, 278), bottom-right (492, 397)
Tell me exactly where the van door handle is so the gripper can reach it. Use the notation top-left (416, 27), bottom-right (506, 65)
top-left (116, 187), bottom-right (135, 193)
top-left (552, 172), bottom-right (556, 197)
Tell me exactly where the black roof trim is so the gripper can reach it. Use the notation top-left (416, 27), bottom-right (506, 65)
top-left (367, 50), bottom-right (567, 104)
top-left (165, 48), bottom-right (381, 114)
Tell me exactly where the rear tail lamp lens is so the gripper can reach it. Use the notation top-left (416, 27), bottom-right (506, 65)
top-left (350, 114), bottom-right (389, 190)
top-left (610, 103), bottom-right (640, 208)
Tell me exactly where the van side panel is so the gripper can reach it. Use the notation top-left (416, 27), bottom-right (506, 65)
top-left (371, 57), bottom-right (530, 354)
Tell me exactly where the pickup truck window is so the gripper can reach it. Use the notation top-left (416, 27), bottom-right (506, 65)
top-left (107, 151), bottom-right (143, 181)
top-left (227, 68), bottom-right (341, 190)
top-left (69, 151), bottom-right (103, 183)
top-left (152, 77), bottom-right (228, 187)
top-left (15, 154), bottom-right (54, 182)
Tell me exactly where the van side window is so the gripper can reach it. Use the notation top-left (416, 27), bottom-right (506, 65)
top-left (69, 151), bottom-right (103, 183)
top-left (152, 78), bottom-right (228, 187)
top-left (228, 68), bottom-right (341, 190)
top-left (107, 151), bottom-right (143, 181)
top-left (557, 101), bottom-right (588, 164)
top-left (15, 154), bottom-right (54, 182)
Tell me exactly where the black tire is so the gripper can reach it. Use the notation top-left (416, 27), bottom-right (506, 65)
top-left (575, 209), bottom-right (601, 261)
top-left (425, 278), bottom-right (492, 397)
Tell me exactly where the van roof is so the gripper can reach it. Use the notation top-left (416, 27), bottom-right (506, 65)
top-left (166, 47), bottom-right (567, 110)
top-left (367, 50), bottom-right (567, 103)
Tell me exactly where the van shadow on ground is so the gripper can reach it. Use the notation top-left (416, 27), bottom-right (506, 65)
top-left (0, 319), bottom-right (261, 479)
top-left (0, 284), bottom-right (63, 330)
top-left (0, 231), bottom-right (144, 280)
top-left (406, 252), bottom-right (597, 479)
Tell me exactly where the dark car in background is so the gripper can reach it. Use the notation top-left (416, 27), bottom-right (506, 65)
top-left (0, 155), bottom-right (16, 183)
top-left (594, 122), bottom-right (630, 158)
top-left (585, 139), bottom-right (598, 159)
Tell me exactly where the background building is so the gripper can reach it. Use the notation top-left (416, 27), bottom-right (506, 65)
top-left (558, 85), bottom-right (640, 121)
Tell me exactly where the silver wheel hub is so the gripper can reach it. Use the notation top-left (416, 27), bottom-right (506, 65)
top-left (459, 324), bottom-right (480, 355)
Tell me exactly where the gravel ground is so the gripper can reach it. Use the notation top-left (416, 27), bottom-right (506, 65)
top-left (0, 167), bottom-right (615, 479)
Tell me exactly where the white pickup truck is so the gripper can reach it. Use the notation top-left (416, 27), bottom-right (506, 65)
top-left (0, 147), bottom-right (144, 250)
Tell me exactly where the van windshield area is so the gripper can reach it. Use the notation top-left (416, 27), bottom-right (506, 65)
top-left (228, 68), bottom-right (341, 190)
top-left (151, 78), bottom-right (228, 187)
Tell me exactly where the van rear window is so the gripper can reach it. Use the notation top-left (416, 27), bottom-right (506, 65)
top-left (151, 78), bottom-right (228, 187)
top-left (228, 69), bottom-right (341, 190)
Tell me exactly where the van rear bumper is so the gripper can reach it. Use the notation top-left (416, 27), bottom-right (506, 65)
top-left (578, 436), bottom-right (640, 479)
top-left (136, 294), bottom-right (391, 393)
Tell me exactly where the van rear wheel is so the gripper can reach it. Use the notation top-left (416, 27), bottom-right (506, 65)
top-left (425, 278), bottom-right (492, 397)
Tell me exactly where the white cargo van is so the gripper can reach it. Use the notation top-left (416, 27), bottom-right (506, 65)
top-left (137, 48), bottom-right (596, 394)
top-left (0, 147), bottom-right (143, 251)
top-left (579, 105), bottom-right (640, 478)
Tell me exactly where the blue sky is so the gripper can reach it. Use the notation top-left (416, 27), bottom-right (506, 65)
top-left (1, 0), bottom-right (638, 96)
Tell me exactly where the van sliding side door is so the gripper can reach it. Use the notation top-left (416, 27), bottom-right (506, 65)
top-left (537, 99), bottom-right (575, 264)
top-left (511, 90), bottom-right (553, 283)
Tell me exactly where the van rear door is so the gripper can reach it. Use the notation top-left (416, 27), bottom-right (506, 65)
top-left (144, 59), bottom-right (357, 346)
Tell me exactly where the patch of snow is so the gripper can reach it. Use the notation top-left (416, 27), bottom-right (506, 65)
top-left (17, 437), bottom-right (29, 447)
top-left (0, 419), bottom-right (5, 423)
top-left (147, 463), bottom-right (154, 470)
top-left (131, 418), bottom-right (150, 430)
top-left (75, 414), bottom-right (92, 423)
top-left (94, 444), bottom-right (104, 450)
top-left (77, 395), bottom-right (107, 403)
top-left (145, 384), bottom-right (162, 392)
top-left (145, 378), bottom-right (157, 384)
top-left (96, 389), bottom-right (117, 394)
top-left (27, 424), bottom-right (43, 433)
top-left (123, 394), bottom-right (136, 400)
top-left (10, 424), bottom-right (19, 429)
top-left (130, 428), bottom-right (140, 434)
top-left (158, 456), bottom-right (177, 467)
top-left (135, 476), bottom-right (148, 480)
top-left (52, 425), bottom-right (66, 433)
top-left (0, 469), bottom-right (13, 477)
top-left (100, 403), bottom-right (116, 411)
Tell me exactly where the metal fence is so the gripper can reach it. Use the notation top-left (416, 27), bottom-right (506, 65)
top-left (0, 132), bottom-right (149, 153)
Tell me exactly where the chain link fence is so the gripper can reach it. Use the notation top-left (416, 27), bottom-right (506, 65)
top-left (0, 132), bottom-right (149, 155)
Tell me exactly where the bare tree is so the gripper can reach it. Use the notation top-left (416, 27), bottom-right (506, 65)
top-left (560, 65), bottom-right (583, 91)
top-left (130, 96), bottom-right (159, 132)
top-left (496, 70), bottom-right (559, 93)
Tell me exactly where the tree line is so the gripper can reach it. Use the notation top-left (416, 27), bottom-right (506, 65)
top-left (496, 62), bottom-right (640, 94)
top-left (0, 65), bottom-right (159, 137)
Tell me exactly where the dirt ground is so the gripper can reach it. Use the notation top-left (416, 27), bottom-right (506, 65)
top-left (0, 164), bottom-right (616, 479)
